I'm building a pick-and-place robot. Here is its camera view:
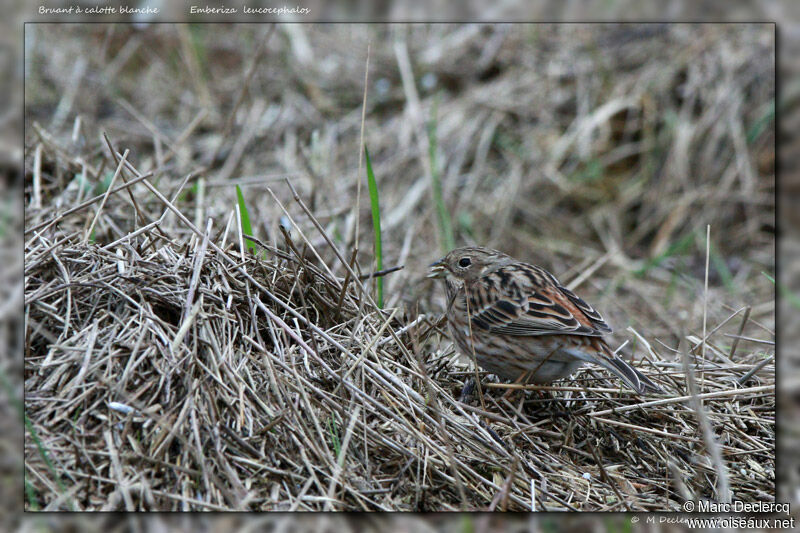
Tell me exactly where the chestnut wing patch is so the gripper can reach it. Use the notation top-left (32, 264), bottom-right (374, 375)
top-left (559, 285), bottom-right (612, 334)
top-left (467, 265), bottom-right (610, 337)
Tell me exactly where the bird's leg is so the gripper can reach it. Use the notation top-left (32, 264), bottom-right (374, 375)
top-left (459, 376), bottom-right (476, 403)
top-left (502, 370), bottom-right (533, 401)
top-left (521, 347), bottom-right (562, 400)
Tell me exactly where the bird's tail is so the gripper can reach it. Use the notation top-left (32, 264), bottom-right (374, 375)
top-left (569, 341), bottom-right (662, 394)
top-left (601, 354), bottom-right (662, 394)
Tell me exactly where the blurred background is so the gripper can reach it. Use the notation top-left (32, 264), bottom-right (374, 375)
top-left (23, 23), bottom-right (774, 337)
top-left (3, 0), bottom-right (795, 530)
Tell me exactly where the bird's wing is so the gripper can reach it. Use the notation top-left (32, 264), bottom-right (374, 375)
top-left (466, 264), bottom-right (612, 337)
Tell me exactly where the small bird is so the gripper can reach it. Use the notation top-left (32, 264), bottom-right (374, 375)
top-left (428, 246), bottom-right (660, 394)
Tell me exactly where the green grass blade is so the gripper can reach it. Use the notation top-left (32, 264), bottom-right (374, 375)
top-left (427, 94), bottom-right (455, 253)
top-left (746, 100), bottom-right (774, 144)
top-left (235, 184), bottom-right (257, 255)
top-left (0, 366), bottom-right (71, 510)
top-left (708, 240), bottom-right (735, 293)
top-left (327, 416), bottom-right (341, 457)
top-left (762, 271), bottom-right (800, 310)
top-left (634, 231), bottom-right (695, 277)
top-left (364, 146), bottom-right (383, 308)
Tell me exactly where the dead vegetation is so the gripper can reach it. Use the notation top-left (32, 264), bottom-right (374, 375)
top-left (24, 24), bottom-right (774, 511)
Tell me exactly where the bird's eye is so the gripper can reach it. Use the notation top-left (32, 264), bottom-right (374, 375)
top-left (458, 257), bottom-right (471, 268)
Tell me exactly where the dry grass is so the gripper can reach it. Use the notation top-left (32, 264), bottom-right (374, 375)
top-left (24, 23), bottom-right (774, 511)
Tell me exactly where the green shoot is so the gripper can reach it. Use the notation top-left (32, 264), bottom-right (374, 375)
top-left (634, 231), bottom-right (695, 277)
top-left (327, 416), bottom-right (341, 457)
top-left (708, 240), bottom-right (735, 293)
top-left (762, 271), bottom-right (800, 310)
top-left (235, 184), bottom-right (257, 256)
top-left (427, 94), bottom-right (455, 253)
top-left (364, 146), bottom-right (383, 308)
top-left (746, 100), bottom-right (774, 144)
top-left (0, 366), bottom-right (72, 510)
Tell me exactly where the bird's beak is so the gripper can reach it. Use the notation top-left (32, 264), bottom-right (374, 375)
top-left (427, 259), bottom-right (447, 279)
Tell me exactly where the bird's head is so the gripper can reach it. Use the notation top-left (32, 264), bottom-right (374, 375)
top-left (427, 246), bottom-right (511, 284)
